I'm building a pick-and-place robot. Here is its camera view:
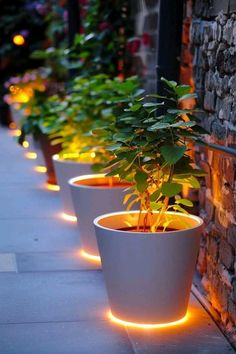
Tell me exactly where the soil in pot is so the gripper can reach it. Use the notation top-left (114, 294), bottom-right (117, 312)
top-left (74, 177), bottom-right (131, 189)
top-left (118, 226), bottom-right (177, 232)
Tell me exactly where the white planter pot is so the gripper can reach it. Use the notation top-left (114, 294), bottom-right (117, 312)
top-left (10, 106), bottom-right (24, 127)
top-left (94, 211), bottom-right (203, 325)
top-left (69, 174), bottom-right (131, 257)
top-left (53, 155), bottom-right (93, 216)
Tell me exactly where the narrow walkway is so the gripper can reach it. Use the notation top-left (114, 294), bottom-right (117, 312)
top-left (0, 127), bottom-right (233, 354)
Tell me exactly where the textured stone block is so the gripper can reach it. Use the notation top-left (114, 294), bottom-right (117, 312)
top-left (211, 121), bottom-right (227, 139)
top-left (203, 91), bottom-right (216, 111)
top-left (232, 280), bottom-right (236, 303)
top-left (207, 235), bottom-right (219, 262)
top-left (227, 225), bottom-right (236, 248)
top-left (209, 0), bottom-right (229, 16)
top-left (228, 299), bottom-right (236, 324)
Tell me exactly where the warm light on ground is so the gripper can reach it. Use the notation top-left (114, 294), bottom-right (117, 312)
top-left (61, 213), bottom-right (77, 222)
top-left (13, 34), bottom-right (25, 46)
top-left (34, 165), bottom-right (47, 173)
top-left (25, 152), bottom-right (37, 160)
top-left (13, 129), bottom-right (22, 137)
top-left (22, 141), bottom-right (29, 148)
top-left (108, 311), bottom-right (189, 329)
top-left (80, 249), bottom-right (101, 264)
top-left (46, 183), bottom-right (60, 191)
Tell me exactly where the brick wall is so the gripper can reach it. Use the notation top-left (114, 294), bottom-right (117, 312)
top-left (190, 0), bottom-right (236, 346)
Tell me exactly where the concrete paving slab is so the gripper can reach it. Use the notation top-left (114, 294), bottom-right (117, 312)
top-left (16, 251), bottom-right (100, 272)
top-left (0, 271), bottom-right (107, 324)
top-left (0, 320), bottom-right (134, 354)
top-left (0, 218), bottom-right (79, 253)
top-left (0, 186), bottom-right (62, 219)
top-left (0, 253), bottom-right (17, 272)
top-left (127, 294), bottom-right (233, 354)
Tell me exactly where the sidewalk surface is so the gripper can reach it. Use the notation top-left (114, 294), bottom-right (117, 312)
top-left (0, 127), bottom-right (234, 354)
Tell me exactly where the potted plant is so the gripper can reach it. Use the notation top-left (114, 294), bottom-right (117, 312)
top-left (93, 78), bottom-right (206, 326)
top-left (50, 74), bottom-right (140, 219)
top-left (18, 91), bottom-right (62, 185)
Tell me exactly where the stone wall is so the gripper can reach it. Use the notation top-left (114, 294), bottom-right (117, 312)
top-left (190, 0), bottom-right (236, 346)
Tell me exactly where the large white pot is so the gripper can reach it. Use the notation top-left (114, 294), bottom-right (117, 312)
top-left (52, 155), bottom-right (93, 216)
top-left (69, 174), bottom-right (132, 257)
top-left (94, 211), bottom-right (203, 325)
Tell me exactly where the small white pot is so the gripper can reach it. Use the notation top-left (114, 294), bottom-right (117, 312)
top-left (10, 106), bottom-right (24, 127)
top-left (53, 155), bottom-right (93, 216)
top-left (94, 211), bottom-right (203, 325)
top-left (69, 174), bottom-right (131, 257)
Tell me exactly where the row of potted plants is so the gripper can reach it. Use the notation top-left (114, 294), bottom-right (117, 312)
top-left (10, 73), bottom-right (206, 326)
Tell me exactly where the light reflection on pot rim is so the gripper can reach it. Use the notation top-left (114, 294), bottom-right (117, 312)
top-left (93, 210), bottom-right (204, 235)
top-left (52, 153), bottom-right (93, 165)
top-left (61, 212), bottom-right (77, 222)
top-left (69, 174), bottom-right (131, 190)
top-left (108, 310), bottom-right (189, 329)
top-left (79, 249), bottom-right (101, 264)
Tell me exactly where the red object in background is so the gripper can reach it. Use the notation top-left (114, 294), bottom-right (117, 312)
top-left (127, 39), bottom-right (141, 54)
top-left (79, 0), bottom-right (88, 5)
top-left (142, 32), bottom-right (151, 46)
top-left (81, 8), bottom-right (87, 18)
top-left (99, 22), bottom-right (111, 31)
top-left (80, 26), bottom-right (85, 34)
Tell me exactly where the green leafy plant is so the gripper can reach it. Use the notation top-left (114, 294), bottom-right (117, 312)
top-left (102, 77), bottom-right (206, 232)
top-left (44, 74), bottom-right (141, 166)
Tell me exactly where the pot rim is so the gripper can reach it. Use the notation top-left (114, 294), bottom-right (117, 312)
top-left (52, 154), bottom-right (93, 165)
top-left (69, 174), bottom-right (131, 190)
top-left (94, 210), bottom-right (203, 235)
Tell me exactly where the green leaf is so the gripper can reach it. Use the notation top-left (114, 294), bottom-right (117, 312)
top-left (167, 109), bottom-right (191, 115)
top-left (150, 202), bottom-right (164, 210)
top-left (175, 198), bottom-right (193, 207)
top-left (161, 77), bottom-right (177, 88)
top-left (148, 122), bottom-right (170, 131)
top-left (150, 189), bottom-right (161, 202)
top-left (143, 102), bottom-right (164, 107)
top-left (178, 93), bottom-right (197, 102)
top-left (129, 104), bottom-right (141, 112)
top-left (187, 176), bottom-right (200, 188)
top-left (174, 176), bottom-right (200, 188)
top-left (161, 182), bottom-right (182, 197)
top-left (160, 145), bottom-right (186, 165)
top-left (173, 205), bottom-right (189, 214)
top-left (170, 121), bottom-right (196, 128)
top-left (174, 85), bottom-right (191, 97)
top-left (135, 171), bottom-right (148, 193)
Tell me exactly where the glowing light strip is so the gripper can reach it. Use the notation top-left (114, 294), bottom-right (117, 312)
top-left (46, 183), bottom-right (60, 191)
top-left (22, 141), bottom-right (29, 148)
top-left (80, 249), bottom-right (101, 263)
top-left (61, 213), bottom-right (77, 222)
top-left (108, 311), bottom-right (189, 329)
top-left (34, 165), bottom-right (47, 173)
top-left (10, 129), bottom-right (21, 137)
top-left (25, 152), bottom-right (37, 160)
